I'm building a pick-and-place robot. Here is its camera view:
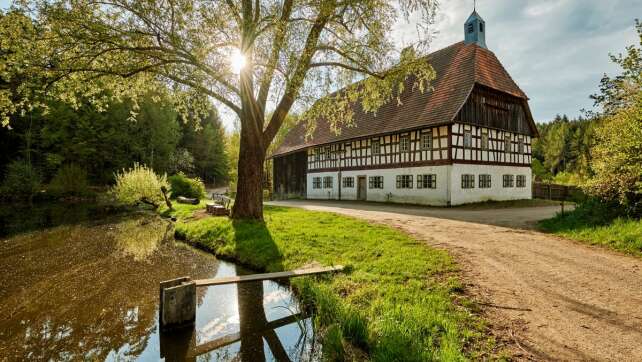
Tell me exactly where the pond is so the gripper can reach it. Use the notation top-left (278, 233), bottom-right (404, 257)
top-left (0, 203), bottom-right (320, 361)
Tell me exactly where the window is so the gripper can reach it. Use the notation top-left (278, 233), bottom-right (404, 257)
top-left (421, 133), bottom-right (432, 150)
top-left (323, 176), bottom-right (333, 188)
top-left (371, 139), bottom-right (380, 156)
top-left (312, 177), bottom-right (322, 189)
top-left (461, 174), bottom-right (475, 189)
top-left (479, 22), bottom-right (484, 32)
top-left (503, 174), bottom-right (514, 188)
top-left (325, 146), bottom-right (331, 160)
top-left (479, 174), bottom-right (491, 188)
top-left (396, 175), bottom-right (413, 189)
top-left (399, 136), bottom-right (410, 152)
top-left (467, 23), bottom-right (474, 33)
top-left (516, 175), bottom-right (527, 188)
top-left (504, 135), bottom-right (511, 153)
top-left (463, 131), bottom-right (472, 148)
top-left (518, 137), bottom-right (524, 155)
top-left (417, 174), bottom-right (437, 189)
top-left (342, 177), bottom-right (354, 188)
top-left (314, 148), bottom-right (320, 161)
top-left (481, 130), bottom-right (489, 150)
top-left (369, 176), bottom-right (384, 189)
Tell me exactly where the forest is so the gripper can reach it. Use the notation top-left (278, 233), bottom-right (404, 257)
top-left (532, 114), bottom-right (596, 185)
top-left (0, 91), bottom-right (229, 199)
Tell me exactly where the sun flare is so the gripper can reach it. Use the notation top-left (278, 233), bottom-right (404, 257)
top-left (230, 48), bottom-right (247, 74)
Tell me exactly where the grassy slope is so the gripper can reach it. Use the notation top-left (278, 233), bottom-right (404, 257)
top-left (538, 203), bottom-right (642, 256)
top-left (168, 203), bottom-right (492, 361)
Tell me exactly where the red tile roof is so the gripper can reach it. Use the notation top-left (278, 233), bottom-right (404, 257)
top-left (272, 41), bottom-right (533, 157)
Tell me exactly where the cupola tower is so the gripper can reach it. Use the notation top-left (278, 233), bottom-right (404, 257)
top-left (464, 10), bottom-right (487, 49)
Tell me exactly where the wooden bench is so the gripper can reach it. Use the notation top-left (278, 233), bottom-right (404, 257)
top-left (206, 193), bottom-right (231, 216)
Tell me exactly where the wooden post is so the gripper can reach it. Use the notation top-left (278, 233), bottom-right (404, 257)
top-left (160, 277), bottom-right (196, 331)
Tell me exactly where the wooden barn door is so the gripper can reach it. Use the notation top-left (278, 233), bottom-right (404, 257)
top-left (357, 176), bottom-right (367, 201)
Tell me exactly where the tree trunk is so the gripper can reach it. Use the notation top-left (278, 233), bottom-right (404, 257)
top-left (231, 125), bottom-right (266, 220)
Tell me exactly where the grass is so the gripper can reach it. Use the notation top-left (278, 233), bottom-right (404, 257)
top-left (166, 202), bottom-right (493, 361)
top-left (538, 200), bottom-right (642, 256)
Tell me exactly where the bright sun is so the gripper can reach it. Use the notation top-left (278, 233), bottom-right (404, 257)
top-left (230, 48), bottom-right (247, 74)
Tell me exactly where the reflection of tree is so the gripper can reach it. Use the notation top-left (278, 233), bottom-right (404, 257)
top-left (184, 279), bottom-right (305, 361)
top-left (0, 214), bottom-right (219, 361)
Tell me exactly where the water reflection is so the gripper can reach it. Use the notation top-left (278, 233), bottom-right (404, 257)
top-left (0, 205), bottom-right (319, 361)
top-left (159, 263), bottom-right (320, 361)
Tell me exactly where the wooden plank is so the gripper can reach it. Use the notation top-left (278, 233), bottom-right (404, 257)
top-left (194, 265), bottom-right (344, 287)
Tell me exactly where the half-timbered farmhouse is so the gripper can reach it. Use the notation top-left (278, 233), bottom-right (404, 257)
top-left (271, 11), bottom-right (537, 206)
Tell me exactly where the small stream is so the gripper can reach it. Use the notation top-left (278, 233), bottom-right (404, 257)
top-left (0, 203), bottom-right (320, 361)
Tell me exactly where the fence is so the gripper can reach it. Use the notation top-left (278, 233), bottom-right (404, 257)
top-left (532, 182), bottom-right (582, 201)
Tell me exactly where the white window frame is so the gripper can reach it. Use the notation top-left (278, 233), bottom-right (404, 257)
top-left (399, 136), bottom-right (410, 152)
top-left (503, 174), bottom-right (514, 188)
top-left (342, 177), bottom-right (354, 188)
top-left (417, 174), bottom-right (437, 189)
top-left (369, 176), bottom-right (384, 189)
top-left (481, 130), bottom-right (489, 150)
top-left (516, 175), bottom-right (527, 188)
top-left (421, 133), bottom-right (432, 150)
top-left (323, 176), bottom-right (333, 189)
top-left (312, 177), bottom-right (322, 189)
top-left (463, 131), bottom-right (472, 148)
top-left (461, 174), bottom-right (475, 189)
top-left (518, 137), bottom-right (525, 155)
top-left (371, 139), bottom-right (381, 156)
top-left (396, 175), bottom-right (413, 189)
top-left (479, 174), bottom-right (491, 188)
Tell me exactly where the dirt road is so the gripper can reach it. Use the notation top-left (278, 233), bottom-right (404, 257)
top-left (269, 200), bottom-right (642, 361)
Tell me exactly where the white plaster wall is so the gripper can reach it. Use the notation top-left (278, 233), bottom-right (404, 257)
top-left (307, 165), bottom-right (451, 206)
top-left (306, 171), bottom-right (341, 200)
top-left (449, 163), bottom-right (532, 205)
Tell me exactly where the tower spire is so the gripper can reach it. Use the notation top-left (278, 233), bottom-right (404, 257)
top-left (464, 7), bottom-right (487, 48)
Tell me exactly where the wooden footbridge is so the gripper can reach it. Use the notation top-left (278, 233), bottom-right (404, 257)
top-left (159, 265), bottom-right (344, 331)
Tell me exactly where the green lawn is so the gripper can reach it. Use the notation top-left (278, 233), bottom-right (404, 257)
top-left (167, 203), bottom-right (494, 361)
top-left (538, 201), bottom-right (642, 256)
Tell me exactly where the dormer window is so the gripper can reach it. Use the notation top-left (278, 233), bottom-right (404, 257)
top-left (467, 23), bottom-right (474, 33)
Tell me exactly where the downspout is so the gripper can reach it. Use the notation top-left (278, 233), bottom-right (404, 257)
top-left (337, 146), bottom-right (342, 200)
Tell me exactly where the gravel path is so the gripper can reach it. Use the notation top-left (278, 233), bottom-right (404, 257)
top-left (269, 200), bottom-right (642, 361)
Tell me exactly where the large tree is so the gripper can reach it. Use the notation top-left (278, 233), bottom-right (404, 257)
top-left (586, 20), bottom-right (642, 215)
top-left (3, 1), bottom-right (438, 219)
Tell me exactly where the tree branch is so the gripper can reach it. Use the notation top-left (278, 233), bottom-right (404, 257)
top-left (263, 4), bottom-right (334, 145)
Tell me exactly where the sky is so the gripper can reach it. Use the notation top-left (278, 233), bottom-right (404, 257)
top-left (2, 0), bottom-right (640, 128)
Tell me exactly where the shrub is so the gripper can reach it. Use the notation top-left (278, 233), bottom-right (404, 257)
top-left (0, 160), bottom-right (42, 201)
top-left (112, 163), bottom-right (168, 208)
top-left (168, 172), bottom-right (205, 199)
top-left (48, 164), bottom-right (91, 197)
